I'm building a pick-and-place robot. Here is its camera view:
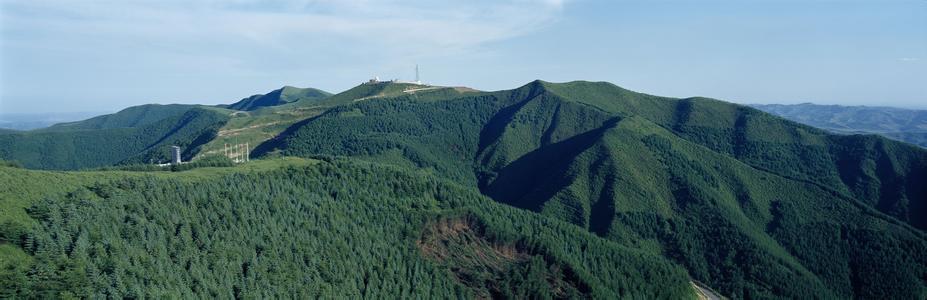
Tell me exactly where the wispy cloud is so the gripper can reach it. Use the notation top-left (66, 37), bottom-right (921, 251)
top-left (2, 0), bottom-right (568, 58)
top-left (0, 0), bottom-right (570, 111)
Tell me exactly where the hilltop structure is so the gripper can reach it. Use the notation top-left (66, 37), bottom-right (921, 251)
top-left (366, 65), bottom-right (424, 85)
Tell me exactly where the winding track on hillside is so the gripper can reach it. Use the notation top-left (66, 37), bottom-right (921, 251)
top-left (691, 281), bottom-right (724, 300)
top-left (403, 86), bottom-right (443, 93)
top-left (217, 121), bottom-right (281, 137)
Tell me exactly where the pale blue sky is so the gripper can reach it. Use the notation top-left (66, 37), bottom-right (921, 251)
top-left (1, 0), bottom-right (925, 113)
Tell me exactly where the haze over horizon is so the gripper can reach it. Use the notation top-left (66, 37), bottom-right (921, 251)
top-left (2, 0), bottom-right (925, 114)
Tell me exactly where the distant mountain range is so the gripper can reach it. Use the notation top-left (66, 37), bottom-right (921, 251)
top-left (0, 111), bottom-right (109, 130)
top-left (1, 81), bottom-right (925, 298)
top-left (752, 103), bottom-right (927, 148)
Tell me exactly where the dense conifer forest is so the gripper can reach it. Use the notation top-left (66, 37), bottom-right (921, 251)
top-left (0, 158), bottom-right (692, 298)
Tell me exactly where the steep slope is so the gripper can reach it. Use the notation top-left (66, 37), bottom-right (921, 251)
top-left (663, 98), bottom-right (927, 230)
top-left (0, 158), bottom-right (693, 298)
top-left (225, 86), bottom-right (331, 111)
top-left (0, 108), bottom-right (229, 170)
top-left (488, 115), bottom-right (926, 298)
top-left (260, 80), bottom-right (927, 298)
top-left (521, 81), bottom-right (927, 231)
top-left (752, 103), bottom-right (927, 147)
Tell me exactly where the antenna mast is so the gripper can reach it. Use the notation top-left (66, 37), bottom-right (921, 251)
top-left (415, 64), bottom-right (420, 84)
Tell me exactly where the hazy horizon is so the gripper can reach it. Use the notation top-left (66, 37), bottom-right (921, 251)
top-left (2, 0), bottom-right (925, 114)
top-left (1, 81), bottom-right (927, 116)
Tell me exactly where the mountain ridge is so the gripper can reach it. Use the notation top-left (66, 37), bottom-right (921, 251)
top-left (1, 79), bottom-right (925, 298)
top-left (41, 104), bottom-right (201, 131)
top-left (256, 79), bottom-right (927, 298)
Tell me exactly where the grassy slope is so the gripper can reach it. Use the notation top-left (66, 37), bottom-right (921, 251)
top-left (196, 83), bottom-right (471, 161)
top-left (0, 108), bottom-right (230, 170)
top-left (0, 158), bottom-right (692, 298)
top-left (231, 82), bottom-right (476, 161)
top-left (195, 107), bottom-right (328, 160)
top-left (313, 82), bottom-right (475, 107)
top-left (194, 84), bottom-right (382, 160)
top-left (315, 82), bottom-right (423, 106)
top-left (263, 80), bottom-right (927, 298)
top-left (226, 86), bottom-right (332, 111)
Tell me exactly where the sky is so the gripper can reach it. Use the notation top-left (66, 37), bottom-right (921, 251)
top-left (1, 0), bottom-right (925, 114)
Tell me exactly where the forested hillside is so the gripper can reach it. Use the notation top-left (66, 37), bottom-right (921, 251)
top-left (753, 103), bottom-right (927, 148)
top-left (261, 80), bottom-right (927, 298)
top-left (42, 104), bottom-right (199, 131)
top-left (0, 158), bottom-right (693, 298)
top-left (2, 79), bottom-right (925, 298)
top-left (0, 108), bottom-right (229, 170)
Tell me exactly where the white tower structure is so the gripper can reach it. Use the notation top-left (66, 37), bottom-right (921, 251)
top-left (415, 64), bottom-right (420, 84)
top-left (170, 146), bottom-right (182, 165)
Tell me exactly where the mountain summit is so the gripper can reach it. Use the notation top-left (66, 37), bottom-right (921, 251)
top-left (225, 86), bottom-right (332, 111)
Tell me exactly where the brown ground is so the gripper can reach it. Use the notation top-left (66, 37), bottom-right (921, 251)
top-left (417, 215), bottom-right (588, 299)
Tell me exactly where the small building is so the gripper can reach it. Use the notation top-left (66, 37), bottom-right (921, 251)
top-left (170, 146), bottom-right (182, 165)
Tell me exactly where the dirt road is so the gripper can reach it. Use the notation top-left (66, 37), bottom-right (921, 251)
top-left (217, 121), bottom-right (280, 137)
top-left (691, 281), bottom-right (724, 300)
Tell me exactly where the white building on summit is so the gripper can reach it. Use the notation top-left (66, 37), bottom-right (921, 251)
top-left (366, 65), bottom-right (424, 85)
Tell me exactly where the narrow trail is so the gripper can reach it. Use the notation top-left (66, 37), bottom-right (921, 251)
top-left (403, 86), bottom-right (443, 93)
top-left (691, 281), bottom-right (724, 300)
top-left (352, 95), bottom-right (382, 102)
top-left (350, 86), bottom-right (445, 103)
top-left (217, 121), bottom-right (280, 136)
